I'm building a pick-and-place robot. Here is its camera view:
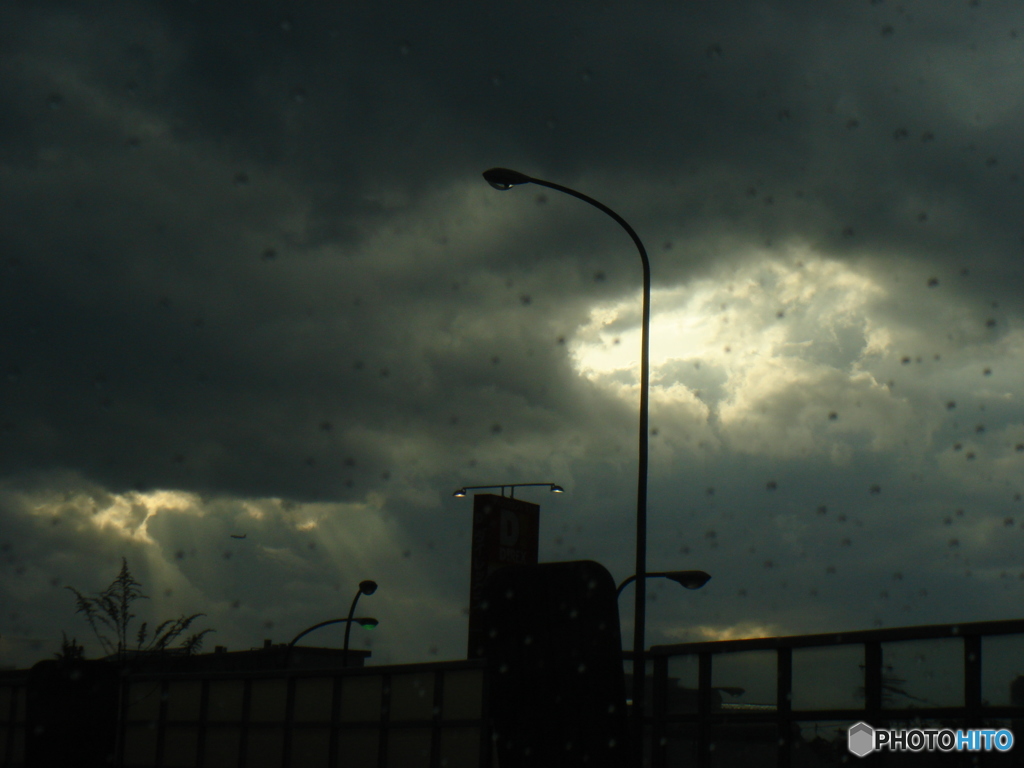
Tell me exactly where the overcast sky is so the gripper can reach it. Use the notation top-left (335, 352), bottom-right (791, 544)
top-left (2, 0), bottom-right (1024, 674)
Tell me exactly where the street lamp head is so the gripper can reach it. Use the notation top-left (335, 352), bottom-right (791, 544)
top-left (483, 167), bottom-right (533, 190)
top-left (550, 484), bottom-right (565, 493)
top-left (358, 618), bottom-right (379, 630)
top-left (665, 570), bottom-right (711, 590)
top-left (359, 580), bottom-right (378, 596)
top-left (452, 488), bottom-right (467, 498)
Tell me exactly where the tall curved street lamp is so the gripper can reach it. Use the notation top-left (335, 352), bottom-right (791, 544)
top-left (483, 167), bottom-right (651, 762)
top-left (616, 570), bottom-right (712, 598)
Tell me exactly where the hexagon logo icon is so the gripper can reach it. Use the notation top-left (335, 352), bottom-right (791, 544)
top-left (848, 722), bottom-right (875, 757)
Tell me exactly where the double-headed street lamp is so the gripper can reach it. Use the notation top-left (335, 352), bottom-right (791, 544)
top-left (288, 580), bottom-right (379, 668)
top-left (483, 167), bottom-right (652, 763)
top-left (453, 482), bottom-right (564, 499)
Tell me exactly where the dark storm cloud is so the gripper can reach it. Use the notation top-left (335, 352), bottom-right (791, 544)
top-left (2, 0), bottom-right (1024, 668)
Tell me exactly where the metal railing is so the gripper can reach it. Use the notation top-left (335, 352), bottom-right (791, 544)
top-left (0, 660), bottom-right (492, 768)
top-left (632, 617), bottom-right (1024, 767)
top-left (8, 618), bottom-right (1024, 767)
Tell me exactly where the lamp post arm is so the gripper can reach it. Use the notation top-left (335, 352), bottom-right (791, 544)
top-left (527, 178), bottom-right (651, 279)
top-left (288, 618), bottom-right (371, 648)
top-left (616, 574), bottom-right (639, 599)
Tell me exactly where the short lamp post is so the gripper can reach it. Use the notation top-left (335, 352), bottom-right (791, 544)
top-left (287, 580), bottom-right (379, 668)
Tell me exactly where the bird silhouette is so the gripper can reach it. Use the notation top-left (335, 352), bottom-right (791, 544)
top-left (230, 534), bottom-right (247, 540)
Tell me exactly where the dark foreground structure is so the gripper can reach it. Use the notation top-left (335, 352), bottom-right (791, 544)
top-left (4, 595), bottom-right (1024, 765)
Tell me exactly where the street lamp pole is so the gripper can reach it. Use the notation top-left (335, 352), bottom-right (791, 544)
top-left (342, 580), bottom-right (378, 668)
top-left (483, 168), bottom-right (651, 764)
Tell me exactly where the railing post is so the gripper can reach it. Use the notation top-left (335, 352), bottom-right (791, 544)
top-left (864, 641), bottom-right (882, 723)
top-left (196, 678), bottom-right (210, 768)
top-left (776, 647), bottom-right (792, 768)
top-left (281, 674), bottom-right (297, 768)
top-left (651, 654), bottom-right (668, 768)
top-left (964, 634), bottom-right (982, 730)
top-left (328, 674), bottom-right (343, 768)
top-left (431, 670), bottom-right (444, 768)
top-left (697, 652), bottom-right (712, 768)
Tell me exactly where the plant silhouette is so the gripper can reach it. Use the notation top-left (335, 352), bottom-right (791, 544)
top-left (53, 631), bottom-right (84, 661)
top-left (65, 557), bottom-right (213, 661)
